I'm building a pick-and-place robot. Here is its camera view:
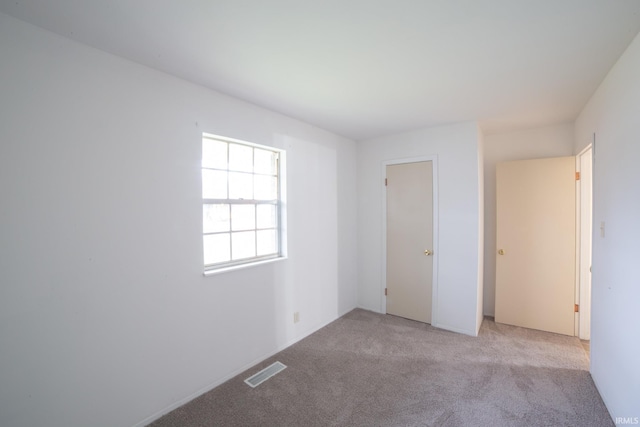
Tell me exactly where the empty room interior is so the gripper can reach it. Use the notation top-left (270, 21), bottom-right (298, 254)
top-left (1, 1), bottom-right (639, 426)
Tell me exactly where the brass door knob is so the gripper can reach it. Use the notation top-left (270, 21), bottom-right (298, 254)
top-left (424, 249), bottom-right (432, 256)
top-left (498, 249), bottom-right (505, 255)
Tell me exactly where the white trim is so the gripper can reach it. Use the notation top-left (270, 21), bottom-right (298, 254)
top-left (575, 155), bottom-right (581, 337)
top-left (380, 155), bottom-right (439, 325)
top-left (203, 256), bottom-right (288, 276)
top-left (203, 132), bottom-right (285, 152)
top-left (577, 144), bottom-right (593, 340)
top-left (430, 321), bottom-right (477, 337)
top-left (577, 143), bottom-right (592, 157)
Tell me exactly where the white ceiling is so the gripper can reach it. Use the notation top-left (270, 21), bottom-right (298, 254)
top-left (2, 1), bottom-right (640, 141)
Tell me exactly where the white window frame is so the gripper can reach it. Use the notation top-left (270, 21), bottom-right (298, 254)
top-left (202, 133), bottom-right (286, 274)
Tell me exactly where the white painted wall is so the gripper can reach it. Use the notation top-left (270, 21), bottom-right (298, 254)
top-left (476, 129), bottom-right (485, 334)
top-left (482, 124), bottom-right (574, 316)
top-left (574, 31), bottom-right (640, 422)
top-left (357, 122), bottom-right (483, 336)
top-left (0, 13), bottom-right (357, 427)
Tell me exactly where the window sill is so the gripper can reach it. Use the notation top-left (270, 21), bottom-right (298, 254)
top-left (203, 256), bottom-right (288, 277)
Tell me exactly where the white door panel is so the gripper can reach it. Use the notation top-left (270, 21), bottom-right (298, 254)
top-left (495, 157), bottom-right (576, 336)
top-left (386, 161), bottom-right (433, 324)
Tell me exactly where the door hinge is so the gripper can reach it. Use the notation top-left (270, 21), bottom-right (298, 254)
top-left (385, 178), bottom-right (388, 186)
top-left (385, 288), bottom-right (388, 296)
top-left (574, 304), bottom-right (579, 313)
top-left (575, 171), bottom-right (581, 181)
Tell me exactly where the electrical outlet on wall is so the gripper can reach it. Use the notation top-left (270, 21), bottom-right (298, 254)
top-left (293, 312), bottom-right (300, 323)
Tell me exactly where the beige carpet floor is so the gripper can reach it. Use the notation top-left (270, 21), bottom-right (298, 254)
top-left (150, 309), bottom-right (611, 427)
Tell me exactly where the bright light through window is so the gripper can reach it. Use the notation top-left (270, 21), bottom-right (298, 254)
top-left (202, 134), bottom-right (284, 271)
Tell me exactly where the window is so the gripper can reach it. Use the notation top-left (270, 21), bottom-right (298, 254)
top-left (202, 134), bottom-right (285, 272)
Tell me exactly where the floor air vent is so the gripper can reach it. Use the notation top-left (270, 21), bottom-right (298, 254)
top-left (245, 361), bottom-right (287, 388)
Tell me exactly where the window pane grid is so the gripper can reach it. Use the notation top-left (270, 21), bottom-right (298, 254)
top-left (203, 198), bottom-right (277, 203)
top-left (202, 135), bottom-right (282, 270)
top-left (204, 226), bottom-right (277, 235)
top-left (203, 231), bottom-right (279, 266)
top-left (202, 170), bottom-right (278, 195)
top-left (202, 166), bottom-right (277, 177)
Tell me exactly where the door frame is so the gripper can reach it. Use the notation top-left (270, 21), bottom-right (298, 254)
top-left (576, 144), bottom-right (593, 340)
top-left (381, 155), bottom-right (439, 325)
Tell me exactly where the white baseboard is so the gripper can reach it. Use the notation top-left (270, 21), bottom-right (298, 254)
top-left (432, 321), bottom-right (478, 337)
top-left (356, 303), bottom-right (384, 314)
top-left (132, 313), bottom-right (345, 427)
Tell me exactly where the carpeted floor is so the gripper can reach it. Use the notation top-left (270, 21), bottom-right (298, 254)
top-left (150, 309), bottom-right (612, 427)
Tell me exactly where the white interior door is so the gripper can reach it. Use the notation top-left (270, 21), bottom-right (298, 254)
top-left (386, 161), bottom-right (433, 324)
top-left (495, 157), bottom-right (576, 336)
